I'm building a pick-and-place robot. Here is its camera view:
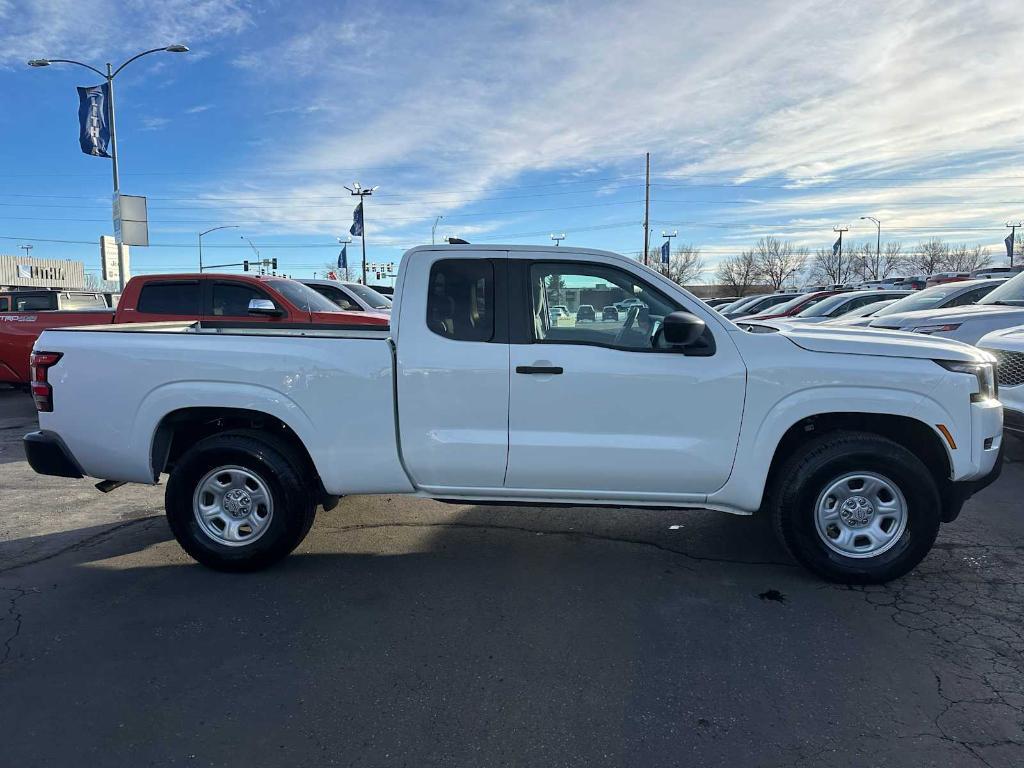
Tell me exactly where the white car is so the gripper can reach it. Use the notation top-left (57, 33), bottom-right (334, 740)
top-left (836, 279), bottom-right (1005, 328)
top-left (977, 325), bottom-right (1024, 436)
top-left (24, 244), bottom-right (1002, 584)
top-left (868, 271), bottom-right (1024, 344)
top-left (300, 279), bottom-right (392, 313)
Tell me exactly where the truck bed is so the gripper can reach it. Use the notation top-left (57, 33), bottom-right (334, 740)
top-left (35, 322), bottom-right (410, 495)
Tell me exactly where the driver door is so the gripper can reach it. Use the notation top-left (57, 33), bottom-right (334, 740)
top-left (505, 258), bottom-right (746, 499)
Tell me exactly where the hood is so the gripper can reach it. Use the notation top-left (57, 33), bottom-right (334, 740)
top-left (768, 323), bottom-right (989, 363)
top-left (977, 323), bottom-right (1024, 350)
top-left (869, 303), bottom-right (1024, 328)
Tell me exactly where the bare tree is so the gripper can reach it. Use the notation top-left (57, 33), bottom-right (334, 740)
top-left (649, 243), bottom-right (705, 286)
top-left (908, 239), bottom-right (951, 275)
top-left (810, 245), bottom-right (857, 286)
top-left (754, 236), bottom-right (807, 290)
top-left (946, 244), bottom-right (992, 272)
top-left (715, 250), bottom-right (759, 296)
top-left (880, 241), bottom-right (904, 278)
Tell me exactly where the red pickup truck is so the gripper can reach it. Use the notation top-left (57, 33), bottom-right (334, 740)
top-left (1, 273), bottom-right (388, 384)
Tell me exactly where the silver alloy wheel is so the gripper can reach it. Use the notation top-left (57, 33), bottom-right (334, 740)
top-left (814, 471), bottom-right (908, 559)
top-left (192, 465), bottom-right (274, 547)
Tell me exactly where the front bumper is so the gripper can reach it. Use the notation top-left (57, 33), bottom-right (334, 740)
top-left (23, 431), bottom-right (84, 479)
top-left (942, 440), bottom-right (1004, 522)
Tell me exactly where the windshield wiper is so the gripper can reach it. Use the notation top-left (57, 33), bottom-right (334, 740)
top-left (987, 300), bottom-right (1024, 306)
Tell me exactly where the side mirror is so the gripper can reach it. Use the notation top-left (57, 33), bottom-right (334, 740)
top-left (662, 311), bottom-right (705, 347)
top-left (248, 298), bottom-right (283, 317)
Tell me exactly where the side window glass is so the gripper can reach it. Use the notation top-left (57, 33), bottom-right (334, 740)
top-left (211, 283), bottom-right (276, 317)
top-left (15, 295), bottom-right (58, 311)
top-left (529, 263), bottom-right (678, 350)
top-left (137, 282), bottom-right (201, 315)
top-left (426, 260), bottom-right (494, 341)
top-left (948, 287), bottom-right (985, 307)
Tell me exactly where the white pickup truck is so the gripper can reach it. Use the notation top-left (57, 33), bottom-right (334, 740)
top-left (24, 245), bottom-right (1004, 583)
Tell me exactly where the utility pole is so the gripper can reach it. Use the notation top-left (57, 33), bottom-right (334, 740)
top-left (1007, 221), bottom-right (1021, 268)
top-left (19, 244), bottom-right (33, 260)
top-left (643, 152), bottom-right (650, 265)
top-left (833, 226), bottom-right (849, 285)
top-left (346, 181), bottom-right (378, 284)
top-left (432, 215), bottom-right (443, 245)
top-left (550, 233), bottom-right (566, 247)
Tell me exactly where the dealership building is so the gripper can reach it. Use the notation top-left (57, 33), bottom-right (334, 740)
top-left (0, 254), bottom-right (87, 290)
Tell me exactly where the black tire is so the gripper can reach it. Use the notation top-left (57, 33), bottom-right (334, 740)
top-left (165, 430), bottom-right (317, 572)
top-left (770, 430), bottom-right (941, 584)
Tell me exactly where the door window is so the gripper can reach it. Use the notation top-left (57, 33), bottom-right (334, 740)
top-left (528, 262), bottom-right (681, 351)
top-left (137, 282), bottom-right (201, 315)
top-left (426, 259), bottom-right (494, 342)
top-left (14, 294), bottom-right (58, 311)
top-left (210, 282), bottom-right (278, 317)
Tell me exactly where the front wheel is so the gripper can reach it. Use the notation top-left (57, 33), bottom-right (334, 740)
top-left (165, 431), bottom-right (317, 572)
top-left (770, 431), bottom-right (942, 584)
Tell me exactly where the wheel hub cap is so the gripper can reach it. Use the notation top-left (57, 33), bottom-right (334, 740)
top-left (838, 495), bottom-right (874, 528)
top-left (223, 488), bottom-right (253, 518)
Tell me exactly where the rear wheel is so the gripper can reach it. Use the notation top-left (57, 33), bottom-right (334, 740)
top-left (770, 431), bottom-right (941, 584)
top-left (165, 431), bottom-right (317, 571)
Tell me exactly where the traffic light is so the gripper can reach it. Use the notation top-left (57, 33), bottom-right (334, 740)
top-left (243, 260), bottom-right (249, 272)
top-left (271, 258), bottom-right (278, 270)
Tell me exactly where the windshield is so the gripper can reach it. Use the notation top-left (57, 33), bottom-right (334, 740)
top-left (720, 294), bottom-right (766, 315)
top-left (757, 292), bottom-right (826, 316)
top-left (979, 271), bottom-right (1024, 306)
top-left (795, 293), bottom-right (856, 317)
top-left (874, 282), bottom-right (983, 316)
top-left (843, 299), bottom-right (897, 318)
top-left (267, 279), bottom-right (348, 313)
top-left (346, 283), bottom-right (392, 309)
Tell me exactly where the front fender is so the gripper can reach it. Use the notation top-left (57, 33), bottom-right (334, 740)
top-left (707, 385), bottom-right (958, 512)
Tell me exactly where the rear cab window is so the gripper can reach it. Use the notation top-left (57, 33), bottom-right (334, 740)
top-left (137, 281), bottom-right (202, 315)
top-left (426, 259), bottom-right (495, 341)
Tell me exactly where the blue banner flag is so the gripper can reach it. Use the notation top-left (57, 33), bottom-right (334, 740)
top-left (1006, 231), bottom-right (1015, 261)
top-left (832, 237), bottom-right (841, 256)
top-left (350, 202), bottom-right (363, 236)
top-left (337, 244), bottom-right (348, 269)
top-left (77, 83), bottom-right (111, 158)
top-left (660, 240), bottom-right (670, 264)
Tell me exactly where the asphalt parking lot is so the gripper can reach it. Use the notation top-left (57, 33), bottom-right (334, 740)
top-left (1, 387), bottom-right (1022, 767)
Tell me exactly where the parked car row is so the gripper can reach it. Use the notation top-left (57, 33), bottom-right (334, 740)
top-left (1, 274), bottom-right (390, 385)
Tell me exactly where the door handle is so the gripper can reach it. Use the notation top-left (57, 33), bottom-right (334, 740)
top-left (516, 365), bottom-right (563, 375)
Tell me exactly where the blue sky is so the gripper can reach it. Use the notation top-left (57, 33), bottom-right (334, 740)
top-left (2, 0), bottom-right (1024, 284)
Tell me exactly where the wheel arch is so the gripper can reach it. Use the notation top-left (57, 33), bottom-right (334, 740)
top-left (150, 406), bottom-right (338, 511)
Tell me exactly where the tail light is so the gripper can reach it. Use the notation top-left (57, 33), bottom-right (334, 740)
top-left (30, 351), bottom-right (62, 412)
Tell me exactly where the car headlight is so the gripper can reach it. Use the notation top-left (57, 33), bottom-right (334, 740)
top-left (911, 323), bottom-right (962, 335)
top-left (936, 360), bottom-right (997, 402)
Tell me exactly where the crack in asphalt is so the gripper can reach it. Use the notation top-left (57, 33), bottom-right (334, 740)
top-left (318, 519), bottom-right (800, 569)
top-left (0, 586), bottom-right (28, 669)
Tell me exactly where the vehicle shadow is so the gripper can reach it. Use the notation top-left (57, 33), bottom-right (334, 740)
top-left (1, 489), bottom-right (1019, 767)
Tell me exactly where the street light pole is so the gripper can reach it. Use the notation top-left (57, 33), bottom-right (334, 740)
top-left (28, 45), bottom-right (189, 290)
top-left (432, 216), bottom-right (443, 245)
top-left (19, 244), bottom-right (33, 260)
top-left (833, 226), bottom-right (849, 286)
top-left (550, 233), bottom-right (566, 247)
top-left (198, 225), bottom-right (240, 272)
top-left (860, 216), bottom-right (881, 279)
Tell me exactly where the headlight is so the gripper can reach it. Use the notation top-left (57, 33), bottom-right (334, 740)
top-left (936, 360), bottom-right (997, 402)
top-left (911, 323), bottom-right (962, 335)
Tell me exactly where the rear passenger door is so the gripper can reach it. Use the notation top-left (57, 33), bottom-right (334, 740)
top-left (396, 252), bottom-right (510, 491)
